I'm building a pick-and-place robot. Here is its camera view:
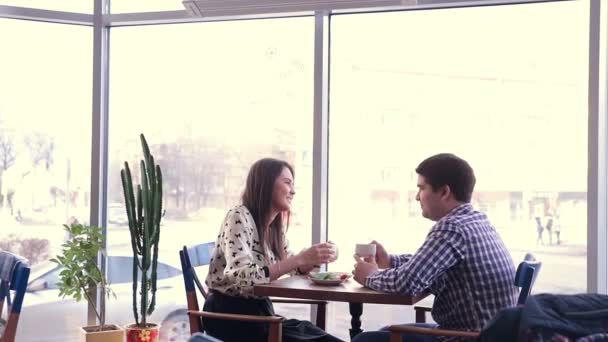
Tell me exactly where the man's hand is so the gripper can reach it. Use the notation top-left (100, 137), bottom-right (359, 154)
top-left (352, 255), bottom-right (378, 286)
top-left (371, 240), bottom-right (390, 269)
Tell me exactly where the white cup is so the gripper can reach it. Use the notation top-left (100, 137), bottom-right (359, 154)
top-left (355, 243), bottom-right (376, 258)
top-left (330, 243), bottom-right (339, 259)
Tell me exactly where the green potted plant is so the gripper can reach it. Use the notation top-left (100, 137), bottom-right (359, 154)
top-left (51, 223), bottom-right (123, 342)
top-left (120, 134), bottom-right (163, 342)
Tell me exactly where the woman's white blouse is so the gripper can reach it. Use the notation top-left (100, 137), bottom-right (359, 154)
top-left (205, 205), bottom-right (295, 298)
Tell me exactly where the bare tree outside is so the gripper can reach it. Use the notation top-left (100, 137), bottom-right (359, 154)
top-left (24, 131), bottom-right (55, 171)
top-left (0, 127), bottom-right (17, 207)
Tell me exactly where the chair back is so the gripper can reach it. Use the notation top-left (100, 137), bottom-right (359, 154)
top-left (514, 254), bottom-right (542, 305)
top-left (179, 242), bottom-right (215, 335)
top-left (0, 252), bottom-right (30, 342)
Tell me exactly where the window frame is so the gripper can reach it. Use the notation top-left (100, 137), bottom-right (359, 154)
top-left (0, 0), bottom-right (603, 328)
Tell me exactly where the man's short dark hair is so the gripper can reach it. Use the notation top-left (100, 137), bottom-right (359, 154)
top-left (415, 153), bottom-right (476, 203)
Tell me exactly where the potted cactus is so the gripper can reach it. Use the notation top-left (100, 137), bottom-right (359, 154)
top-left (51, 223), bottom-right (124, 342)
top-left (120, 134), bottom-right (163, 342)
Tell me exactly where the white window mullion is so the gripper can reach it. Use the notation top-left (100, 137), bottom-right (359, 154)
top-left (587, 0), bottom-right (608, 294)
top-left (312, 12), bottom-right (330, 249)
top-left (310, 11), bottom-right (331, 324)
top-left (90, 0), bottom-right (110, 327)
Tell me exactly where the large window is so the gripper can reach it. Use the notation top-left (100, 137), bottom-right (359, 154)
top-left (328, 0), bottom-right (588, 328)
top-left (107, 18), bottom-right (314, 342)
top-left (0, 19), bottom-right (92, 342)
top-left (0, 1), bottom-right (598, 341)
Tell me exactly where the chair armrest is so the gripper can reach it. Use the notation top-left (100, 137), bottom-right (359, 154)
top-left (271, 298), bottom-right (328, 305)
top-left (388, 325), bottom-right (480, 338)
top-left (187, 310), bottom-right (285, 324)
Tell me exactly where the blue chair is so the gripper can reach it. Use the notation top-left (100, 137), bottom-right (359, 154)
top-left (388, 255), bottom-right (542, 342)
top-left (514, 253), bottom-right (542, 306)
top-left (0, 252), bottom-right (30, 342)
top-left (179, 243), bottom-right (328, 342)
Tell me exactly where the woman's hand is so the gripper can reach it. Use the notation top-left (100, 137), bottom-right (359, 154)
top-left (297, 242), bottom-right (336, 266)
top-left (371, 240), bottom-right (390, 269)
top-left (327, 241), bottom-right (339, 263)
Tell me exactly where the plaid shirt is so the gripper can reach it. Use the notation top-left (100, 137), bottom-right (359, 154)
top-left (366, 203), bottom-right (517, 337)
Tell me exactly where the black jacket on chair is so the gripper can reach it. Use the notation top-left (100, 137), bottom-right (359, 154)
top-left (480, 293), bottom-right (608, 342)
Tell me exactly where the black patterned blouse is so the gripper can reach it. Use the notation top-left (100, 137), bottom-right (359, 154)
top-left (205, 205), bottom-right (296, 298)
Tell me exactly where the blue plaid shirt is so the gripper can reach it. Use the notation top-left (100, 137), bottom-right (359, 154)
top-left (366, 203), bottom-right (517, 335)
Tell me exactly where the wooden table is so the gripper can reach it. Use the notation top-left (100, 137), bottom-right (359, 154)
top-left (253, 276), bottom-right (429, 339)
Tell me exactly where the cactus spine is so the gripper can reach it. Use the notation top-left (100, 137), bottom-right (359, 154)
top-left (120, 134), bottom-right (163, 327)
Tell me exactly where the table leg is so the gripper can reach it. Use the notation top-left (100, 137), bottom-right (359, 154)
top-left (349, 302), bottom-right (363, 339)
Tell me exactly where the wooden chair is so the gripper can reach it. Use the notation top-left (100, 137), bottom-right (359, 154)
top-left (0, 252), bottom-right (30, 342)
top-left (179, 243), bottom-right (328, 342)
top-left (389, 255), bottom-right (542, 342)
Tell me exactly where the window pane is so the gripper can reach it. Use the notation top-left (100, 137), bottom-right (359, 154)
top-left (0, 19), bottom-right (92, 341)
top-left (108, 18), bottom-right (314, 342)
top-left (0, 1), bottom-right (91, 13)
top-left (40, 267), bottom-right (62, 290)
top-left (329, 0), bottom-right (588, 331)
top-left (107, 256), bottom-right (182, 283)
top-left (110, 0), bottom-right (183, 13)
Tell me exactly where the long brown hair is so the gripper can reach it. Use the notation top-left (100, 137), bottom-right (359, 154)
top-left (241, 158), bottom-right (294, 261)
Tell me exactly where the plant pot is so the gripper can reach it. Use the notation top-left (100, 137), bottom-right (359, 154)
top-left (80, 324), bottom-right (124, 342)
top-left (125, 323), bottom-right (160, 342)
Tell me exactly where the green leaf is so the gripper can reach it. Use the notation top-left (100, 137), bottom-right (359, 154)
top-left (53, 222), bottom-right (113, 322)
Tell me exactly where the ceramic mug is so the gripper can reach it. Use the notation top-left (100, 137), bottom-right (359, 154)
top-left (355, 243), bottom-right (376, 258)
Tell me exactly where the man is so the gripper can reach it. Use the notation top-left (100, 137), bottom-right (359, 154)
top-left (352, 153), bottom-right (517, 342)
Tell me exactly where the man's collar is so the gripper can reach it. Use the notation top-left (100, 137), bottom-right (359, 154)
top-left (444, 202), bottom-right (471, 217)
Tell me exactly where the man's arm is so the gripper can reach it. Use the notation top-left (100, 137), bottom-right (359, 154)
top-left (389, 254), bottom-right (414, 268)
top-left (365, 228), bottom-right (464, 295)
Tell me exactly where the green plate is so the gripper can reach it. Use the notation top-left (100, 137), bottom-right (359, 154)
top-left (308, 272), bottom-right (351, 286)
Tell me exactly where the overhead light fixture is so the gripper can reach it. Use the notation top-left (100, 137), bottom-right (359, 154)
top-left (183, 0), bottom-right (418, 17)
top-left (182, 0), bottom-right (555, 18)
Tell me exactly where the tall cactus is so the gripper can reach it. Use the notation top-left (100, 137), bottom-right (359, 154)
top-left (120, 134), bottom-right (163, 327)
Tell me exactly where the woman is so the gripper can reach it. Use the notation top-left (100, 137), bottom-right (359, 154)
top-left (203, 158), bottom-right (343, 342)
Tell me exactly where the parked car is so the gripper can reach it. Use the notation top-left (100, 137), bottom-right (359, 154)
top-left (107, 203), bottom-right (129, 226)
top-left (18, 251), bottom-right (205, 342)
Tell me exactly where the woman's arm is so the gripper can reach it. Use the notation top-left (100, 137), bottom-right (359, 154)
top-left (219, 209), bottom-right (272, 286)
top-left (296, 264), bottom-right (317, 275)
top-left (267, 254), bottom-right (302, 280)
top-left (268, 243), bottom-right (335, 280)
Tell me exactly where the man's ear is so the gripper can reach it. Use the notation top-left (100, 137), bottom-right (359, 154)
top-left (440, 185), bottom-right (452, 200)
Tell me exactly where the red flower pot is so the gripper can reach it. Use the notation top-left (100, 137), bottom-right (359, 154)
top-left (125, 323), bottom-right (160, 342)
